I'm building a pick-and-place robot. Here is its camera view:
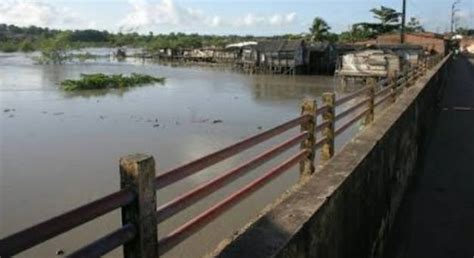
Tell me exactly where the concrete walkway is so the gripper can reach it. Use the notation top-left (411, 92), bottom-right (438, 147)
top-left (387, 56), bottom-right (474, 258)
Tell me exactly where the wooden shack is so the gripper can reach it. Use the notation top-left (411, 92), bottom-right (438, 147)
top-left (255, 40), bottom-right (307, 74)
top-left (335, 49), bottom-right (401, 83)
top-left (157, 48), bottom-right (184, 61)
top-left (335, 44), bottom-right (369, 57)
top-left (213, 48), bottom-right (238, 63)
top-left (374, 44), bottom-right (424, 67)
top-left (182, 47), bottom-right (215, 62)
top-left (307, 42), bottom-right (337, 75)
top-left (224, 41), bottom-right (258, 71)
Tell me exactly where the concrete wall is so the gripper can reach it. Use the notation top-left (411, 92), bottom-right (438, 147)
top-left (209, 56), bottom-right (451, 258)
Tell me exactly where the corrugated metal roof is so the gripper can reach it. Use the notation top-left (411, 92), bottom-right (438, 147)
top-left (225, 41), bottom-right (258, 49)
top-left (255, 40), bottom-right (305, 52)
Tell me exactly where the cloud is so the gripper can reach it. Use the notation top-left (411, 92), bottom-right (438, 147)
top-left (0, 0), bottom-right (90, 28)
top-left (236, 12), bottom-right (296, 27)
top-left (119, 0), bottom-right (217, 31)
top-left (120, 0), bottom-right (297, 32)
top-left (269, 13), bottom-right (296, 26)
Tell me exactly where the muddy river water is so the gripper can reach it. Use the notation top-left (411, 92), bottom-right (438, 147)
top-left (0, 52), bottom-right (360, 257)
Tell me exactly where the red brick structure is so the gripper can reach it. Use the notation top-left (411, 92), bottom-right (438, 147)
top-left (376, 32), bottom-right (448, 55)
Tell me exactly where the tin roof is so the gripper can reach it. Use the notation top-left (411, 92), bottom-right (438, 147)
top-left (255, 40), bottom-right (305, 52)
top-left (225, 41), bottom-right (258, 49)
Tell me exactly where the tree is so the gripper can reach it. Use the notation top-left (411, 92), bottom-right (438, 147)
top-left (40, 32), bottom-right (72, 63)
top-left (338, 24), bottom-right (377, 43)
top-left (406, 17), bottom-right (425, 33)
top-left (369, 6), bottom-right (401, 33)
top-left (19, 38), bottom-right (35, 52)
top-left (456, 27), bottom-right (474, 36)
top-left (371, 6), bottom-right (400, 25)
top-left (309, 17), bottom-right (331, 42)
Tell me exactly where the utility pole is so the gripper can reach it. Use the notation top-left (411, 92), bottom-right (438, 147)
top-left (401, 0), bottom-right (406, 43)
top-left (451, 0), bottom-right (461, 34)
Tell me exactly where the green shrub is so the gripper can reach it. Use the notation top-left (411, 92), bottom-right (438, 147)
top-left (60, 73), bottom-right (165, 91)
top-left (0, 41), bottom-right (18, 52)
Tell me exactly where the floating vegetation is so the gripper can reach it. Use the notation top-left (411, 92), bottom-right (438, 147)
top-left (60, 73), bottom-right (165, 91)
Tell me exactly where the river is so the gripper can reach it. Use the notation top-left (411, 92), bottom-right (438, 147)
top-left (0, 51), bottom-right (360, 257)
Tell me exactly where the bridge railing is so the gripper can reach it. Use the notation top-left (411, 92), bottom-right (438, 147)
top-left (0, 54), bottom-right (444, 258)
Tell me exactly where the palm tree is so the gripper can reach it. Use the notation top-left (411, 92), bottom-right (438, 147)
top-left (309, 17), bottom-right (331, 42)
top-left (370, 6), bottom-right (401, 33)
top-left (406, 17), bottom-right (425, 33)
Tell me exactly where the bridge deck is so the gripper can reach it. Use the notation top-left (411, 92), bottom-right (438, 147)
top-left (387, 56), bottom-right (474, 258)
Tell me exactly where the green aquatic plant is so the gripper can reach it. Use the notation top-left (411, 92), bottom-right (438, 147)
top-left (60, 73), bottom-right (165, 91)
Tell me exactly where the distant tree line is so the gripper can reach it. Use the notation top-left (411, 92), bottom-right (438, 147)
top-left (0, 5), bottom-right (436, 54)
top-left (0, 24), bottom-right (266, 53)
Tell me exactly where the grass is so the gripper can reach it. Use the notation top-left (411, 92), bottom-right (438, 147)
top-left (60, 73), bottom-right (165, 91)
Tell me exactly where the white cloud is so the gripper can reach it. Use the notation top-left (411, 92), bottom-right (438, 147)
top-left (0, 0), bottom-right (89, 29)
top-left (120, 0), bottom-right (297, 32)
top-left (231, 12), bottom-right (296, 27)
top-left (268, 12), bottom-right (296, 26)
top-left (120, 0), bottom-right (216, 31)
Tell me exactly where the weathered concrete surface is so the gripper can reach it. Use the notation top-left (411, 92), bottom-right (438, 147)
top-left (209, 56), bottom-right (451, 258)
top-left (385, 56), bottom-right (474, 258)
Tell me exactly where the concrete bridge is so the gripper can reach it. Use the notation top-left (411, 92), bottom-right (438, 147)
top-left (211, 55), bottom-right (474, 258)
top-left (2, 54), bottom-right (472, 258)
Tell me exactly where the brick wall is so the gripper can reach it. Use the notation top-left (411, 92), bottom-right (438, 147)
top-left (377, 33), bottom-right (447, 55)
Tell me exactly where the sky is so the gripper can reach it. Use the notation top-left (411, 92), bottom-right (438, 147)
top-left (0, 0), bottom-right (473, 35)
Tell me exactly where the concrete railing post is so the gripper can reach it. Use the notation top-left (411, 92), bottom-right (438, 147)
top-left (414, 65), bottom-right (420, 80)
top-left (391, 74), bottom-right (398, 103)
top-left (120, 154), bottom-right (158, 258)
top-left (364, 78), bottom-right (375, 125)
top-left (321, 93), bottom-right (335, 162)
top-left (403, 70), bottom-right (409, 87)
top-left (300, 99), bottom-right (317, 178)
top-left (407, 68), bottom-right (414, 87)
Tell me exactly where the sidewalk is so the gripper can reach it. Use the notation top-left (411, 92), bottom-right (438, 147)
top-left (386, 56), bottom-right (474, 258)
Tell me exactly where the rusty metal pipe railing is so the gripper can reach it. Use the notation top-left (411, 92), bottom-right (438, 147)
top-left (158, 149), bottom-right (308, 255)
top-left (315, 105), bottom-right (329, 117)
top-left (313, 137), bottom-right (327, 151)
top-left (335, 98), bottom-right (370, 122)
top-left (335, 109), bottom-right (370, 137)
top-left (375, 91), bottom-right (396, 108)
top-left (375, 85), bottom-right (392, 98)
top-left (156, 132), bottom-right (308, 223)
top-left (335, 87), bottom-right (369, 106)
top-left (154, 115), bottom-right (310, 190)
top-left (0, 189), bottom-right (135, 257)
top-left (66, 224), bottom-right (136, 258)
top-left (396, 76), bottom-right (406, 85)
top-left (315, 120), bottom-right (330, 134)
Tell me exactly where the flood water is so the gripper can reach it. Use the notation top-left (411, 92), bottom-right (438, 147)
top-left (0, 51), bottom-right (361, 257)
